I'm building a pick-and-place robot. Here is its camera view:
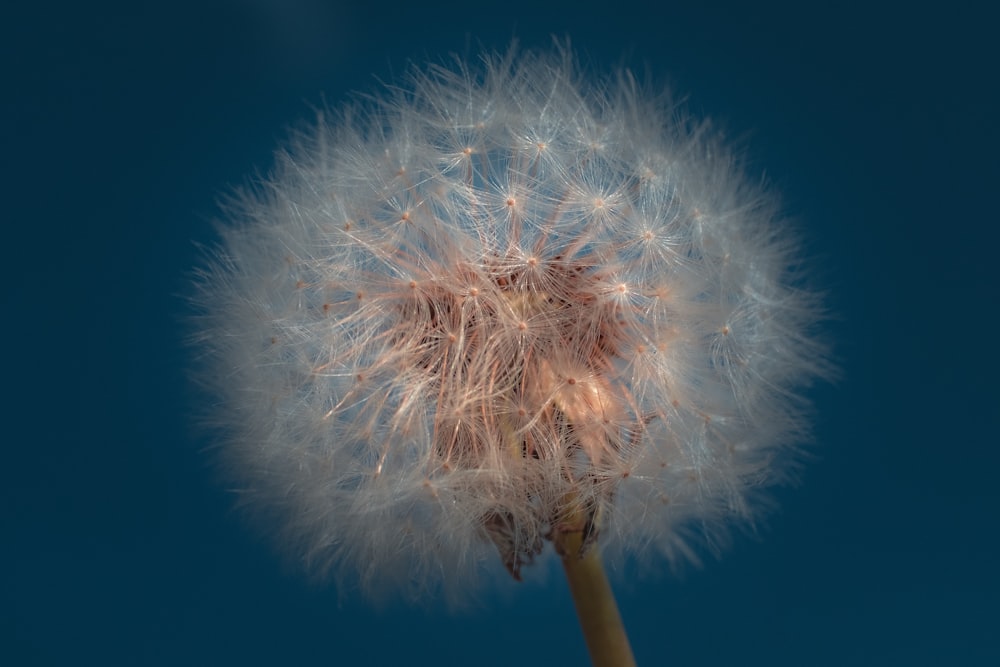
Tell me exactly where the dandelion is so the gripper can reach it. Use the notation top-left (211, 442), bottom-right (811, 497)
top-left (192, 44), bottom-right (831, 666)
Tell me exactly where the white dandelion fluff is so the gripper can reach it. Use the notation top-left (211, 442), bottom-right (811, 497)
top-left (191, 43), bottom-right (831, 622)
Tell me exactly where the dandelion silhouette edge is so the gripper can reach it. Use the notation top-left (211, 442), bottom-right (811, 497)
top-left (190, 43), bottom-right (832, 606)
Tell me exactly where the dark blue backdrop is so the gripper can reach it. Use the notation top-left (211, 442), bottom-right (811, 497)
top-left (4, 1), bottom-right (996, 665)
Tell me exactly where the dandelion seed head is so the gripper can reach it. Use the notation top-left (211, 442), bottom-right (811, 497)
top-left (192, 44), bottom-right (832, 604)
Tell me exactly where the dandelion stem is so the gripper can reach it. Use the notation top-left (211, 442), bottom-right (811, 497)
top-left (558, 530), bottom-right (637, 667)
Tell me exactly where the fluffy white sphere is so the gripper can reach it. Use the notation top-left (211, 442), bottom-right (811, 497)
top-left (192, 45), bottom-right (831, 603)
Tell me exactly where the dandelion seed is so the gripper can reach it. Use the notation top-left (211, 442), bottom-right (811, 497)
top-left (191, 43), bottom-right (832, 667)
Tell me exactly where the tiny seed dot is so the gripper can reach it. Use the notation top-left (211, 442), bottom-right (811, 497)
top-left (506, 197), bottom-right (516, 207)
top-left (617, 283), bottom-right (627, 293)
top-left (295, 280), bottom-right (305, 289)
top-left (594, 198), bottom-right (605, 209)
top-left (518, 321), bottom-right (527, 330)
top-left (526, 257), bottom-right (538, 267)
top-left (518, 408), bottom-right (527, 417)
top-left (463, 146), bottom-right (472, 156)
top-left (322, 303), bottom-right (331, 312)
top-left (269, 337), bottom-right (277, 345)
top-left (356, 292), bottom-right (364, 300)
top-left (566, 378), bottom-right (576, 385)
top-left (400, 212), bottom-right (410, 222)
top-left (643, 230), bottom-right (654, 240)
top-left (408, 280), bottom-right (417, 289)
top-left (721, 326), bottom-right (730, 336)
top-left (448, 333), bottom-right (457, 343)
top-left (469, 287), bottom-right (479, 297)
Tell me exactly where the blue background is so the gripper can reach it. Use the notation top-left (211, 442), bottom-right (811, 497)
top-left (4, 1), bottom-right (996, 665)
